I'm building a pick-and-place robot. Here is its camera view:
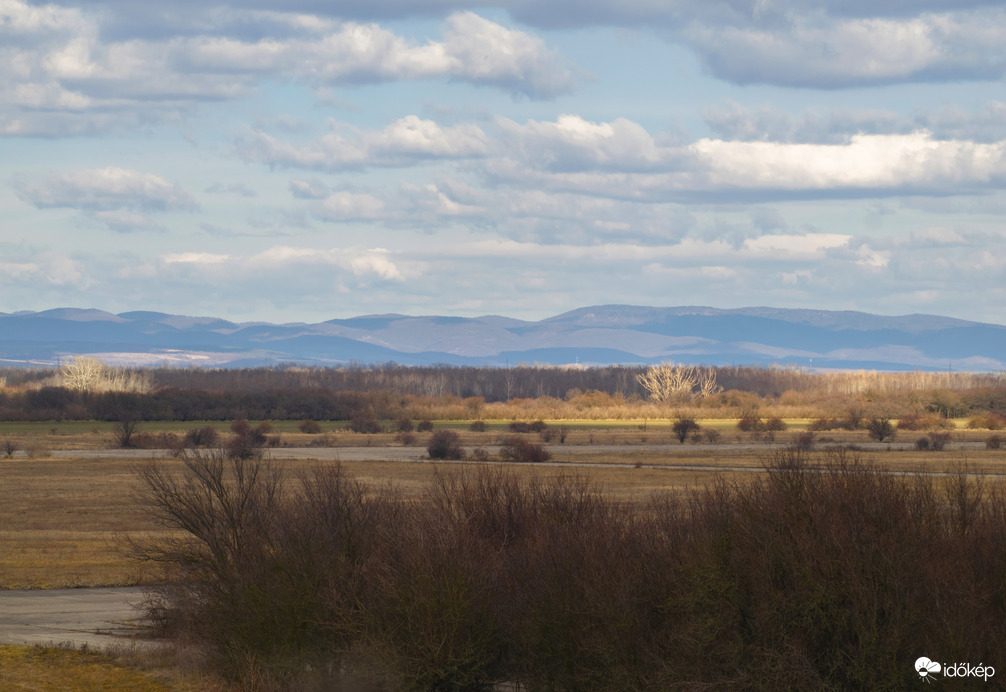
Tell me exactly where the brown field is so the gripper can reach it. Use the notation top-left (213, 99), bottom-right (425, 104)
top-left (2, 419), bottom-right (1005, 590)
top-left (2, 418), bottom-right (1006, 690)
top-left (0, 644), bottom-right (209, 691)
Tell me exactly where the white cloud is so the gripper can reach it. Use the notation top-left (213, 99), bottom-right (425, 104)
top-left (0, 251), bottom-right (87, 287)
top-left (743, 233), bottom-right (851, 258)
top-left (159, 244), bottom-right (408, 283)
top-left (351, 250), bottom-right (403, 280)
top-left (439, 11), bottom-right (574, 98)
top-left (692, 132), bottom-right (1006, 191)
top-left (0, 8), bottom-right (575, 136)
top-left (238, 115), bottom-right (488, 171)
top-left (496, 114), bottom-right (670, 171)
top-left (16, 167), bottom-right (198, 212)
top-left (314, 191), bottom-right (386, 220)
top-left (91, 210), bottom-right (165, 233)
top-left (682, 10), bottom-right (1006, 88)
top-left (164, 252), bottom-right (230, 264)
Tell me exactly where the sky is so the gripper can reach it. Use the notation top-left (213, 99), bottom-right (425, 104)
top-left (2, 0), bottom-right (1006, 325)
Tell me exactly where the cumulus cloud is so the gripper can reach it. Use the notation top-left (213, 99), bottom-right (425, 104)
top-left (496, 114), bottom-right (674, 172)
top-left (313, 191), bottom-right (387, 221)
top-left (15, 167), bottom-right (198, 212)
top-left (91, 210), bottom-right (165, 233)
top-left (482, 118), bottom-right (1006, 201)
top-left (0, 6), bottom-right (575, 136)
top-left (0, 251), bottom-right (88, 287)
top-left (160, 244), bottom-right (408, 283)
top-left (682, 9), bottom-right (1006, 88)
top-left (239, 115), bottom-right (488, 171)
top-left (692, 132), bottom-right (1006, 192)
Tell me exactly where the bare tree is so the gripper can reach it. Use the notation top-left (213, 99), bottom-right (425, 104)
top-left (636, 362), bottom-right (699, 402)
top-left (59, 356), bottom-right (107, 393)
top-left (697, 368), bottom-right (722, 397)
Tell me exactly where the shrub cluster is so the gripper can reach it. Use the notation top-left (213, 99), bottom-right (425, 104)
top-left (134, 452), bottom-right (1006, 690)
top-left (427, 429), bottom-right (464, 460)
top-left (497, 436), bottom-right (551, 463)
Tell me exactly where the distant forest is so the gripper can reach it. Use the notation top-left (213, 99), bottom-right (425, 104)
top-left (0, 364), bottom-right (1003, 422)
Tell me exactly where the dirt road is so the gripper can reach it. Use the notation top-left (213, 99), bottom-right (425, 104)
top-left (0, 586), bottom-right (153, 649)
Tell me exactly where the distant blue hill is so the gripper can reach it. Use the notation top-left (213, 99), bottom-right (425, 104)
top-left (0, 305), bottom-right (1002, 371)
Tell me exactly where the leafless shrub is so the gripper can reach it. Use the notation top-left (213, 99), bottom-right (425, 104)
top-left (349, 414), bottom-right (381, 434)
top-left (968, 413), bottom-right (1006, 430)
top-left (672, 416), bottom-right (700, 443)
top-left (928, 431), bottom-right (952, 451)
top-left (808, 417), bottom-right (842, 431)
top-left (112, 417), bottom-right (140, 448)
top-left (298, 419), bottom-right (322, 434)
top-left (2, 438), bottom-right (16, 458)
top-left (130, 451), bottom-right (1006, 690)
top-left (184, 426), bottom-right (219, 448)
top-left (793, 431), bottom-right (816, 451)
top-left (865, 417), bottom-right (896, 442)
top-left (697, 427), bottom-right (722, 444)
top-left (498, 436), bottom-right (551, 463)
top-left (427, 429), bottom-right (464, 460)
top-left (737, 411), bottom-right (764, 432)
top-left (228, 420), bottom-right (270, 460)
top-left (23, 445), bottom-right (50, 459)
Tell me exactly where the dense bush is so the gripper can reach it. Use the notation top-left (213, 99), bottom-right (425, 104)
top-left (497, 436), bottom-right (551, 463)
top-left (737, 411), bottom-right (764, 432)
top-left (349, 414), bottom-right (381, 434)
top-left (416, 419), bottom-right (434, 432)
top-left (427, 429), bottom-right (464, 460)
top-left (298, 419), bottom-right (322, 434)
top-left (671, 416), bottom-right (700, 443)
top-left (184, 425), bottom-right (219, 447)
top-left (865, 417), bottom-right (896, 442)
top-left (134, 453), bottom-right (1006, 690)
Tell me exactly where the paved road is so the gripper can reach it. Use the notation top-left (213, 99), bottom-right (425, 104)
top-left (0, 586), bottom-right (155, 649)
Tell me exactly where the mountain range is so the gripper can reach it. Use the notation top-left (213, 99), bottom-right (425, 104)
top-left (0, 306), bottom-right (1003, 371)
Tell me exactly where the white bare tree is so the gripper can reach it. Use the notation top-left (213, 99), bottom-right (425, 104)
top-left (59, 356), bottom-right (107, 393)
top-left (636, 361), bottom-right (698, 401)
top-left (696, 368), bottom-right (722, 397)
top-left (637, 362), bottom-right (721, 401)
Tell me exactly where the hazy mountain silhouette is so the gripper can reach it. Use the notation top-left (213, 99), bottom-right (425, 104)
top-left (1, 305), bottom-right (1002, 371)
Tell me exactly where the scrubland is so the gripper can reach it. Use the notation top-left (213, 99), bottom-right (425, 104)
top-left (1, 363), bottom-right (1006, 689)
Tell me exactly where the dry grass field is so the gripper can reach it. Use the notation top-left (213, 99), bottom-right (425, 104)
top-left (2, 419), bottom-right (1004, 590)
top-left (2, 417), bottom-right (1006, 689)
top-left (0, 644), bottom-right (210, 691)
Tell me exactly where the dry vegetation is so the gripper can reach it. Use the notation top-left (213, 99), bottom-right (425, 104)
top-left (2, 363), bottom-right (1006, 688)
top-left (0, 644), bottom-right (210, 691)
